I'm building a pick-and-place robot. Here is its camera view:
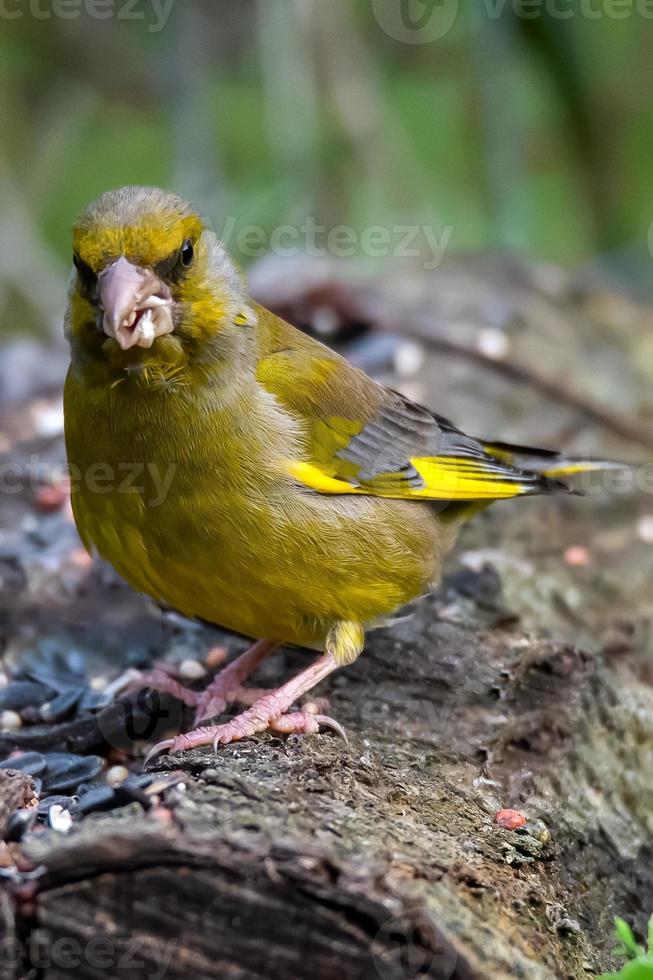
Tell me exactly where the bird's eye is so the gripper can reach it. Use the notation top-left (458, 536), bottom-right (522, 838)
top-left (73, 253), bottom-right (97, 293)
top-left (180, 240), bottom-right (194, 267)
top-left (154, 240), bottom-right (195, 281)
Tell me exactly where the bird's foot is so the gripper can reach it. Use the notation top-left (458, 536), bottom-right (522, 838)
top-left (144, 652), bottom-right (344, 764)
top-left (119, 639), bottom-right (279, 721)
top-left (124, 665), bottom-right (200, 707)
top-left (145, 705), bottom-right (346, 764)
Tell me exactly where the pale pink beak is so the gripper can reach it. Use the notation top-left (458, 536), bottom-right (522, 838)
top-left (98, 256), bottom-right (174, 351)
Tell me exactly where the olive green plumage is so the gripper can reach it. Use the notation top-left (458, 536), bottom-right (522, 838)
top-left (63, 186), bottom-right (602, 666)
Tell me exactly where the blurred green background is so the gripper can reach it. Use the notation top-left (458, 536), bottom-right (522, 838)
top-left (1, 0), bottom-right (652, 337)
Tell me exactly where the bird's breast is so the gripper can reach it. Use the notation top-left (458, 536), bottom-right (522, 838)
top-left (65, 371), bottom-right (446, 645)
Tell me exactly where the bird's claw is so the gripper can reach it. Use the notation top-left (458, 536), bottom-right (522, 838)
top-left (140, 649), bottom-right (344, 765)
top-left (143, 738), bottom-right (175, 767)
top-left (313, 714), bottom-right (349, 744)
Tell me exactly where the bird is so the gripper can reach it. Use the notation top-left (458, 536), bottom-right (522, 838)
top-left (63, 185), bottom-right (615, 760)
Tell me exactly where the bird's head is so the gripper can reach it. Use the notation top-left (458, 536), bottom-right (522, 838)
top-left (66, 186), bottom-right (250, 376)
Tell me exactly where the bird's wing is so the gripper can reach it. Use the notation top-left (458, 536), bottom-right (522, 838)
top-left (257, 345), bottom-right (564, 502)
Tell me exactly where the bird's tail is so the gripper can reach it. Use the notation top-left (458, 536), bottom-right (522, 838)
top-left (482, 440), bottom-right (624, 487)
top-left (439, 440), bottom-right (624, 525)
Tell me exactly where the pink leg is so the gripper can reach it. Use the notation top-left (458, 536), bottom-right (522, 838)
top-left (222, 685), bottom-right (274, 707)
top-left (126, 666), bottom-right (200, 707)
top-left (145, 652), bottom-right (343, 761)
top-left (125, 639), bottom-right (278, 719)
top-left (193, 639), bottom-right (278, 723)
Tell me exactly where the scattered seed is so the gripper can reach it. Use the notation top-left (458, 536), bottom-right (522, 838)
top-left (17, 646), bottom-right (86, 694)
top-left (142, 772), bottom-right (186, 797)
top-left (0, 753), bottom-right (47, 778)
top-left (563, 545), bottom-right (590, 567)
top-left (77, 781), bottom-right (152, 816)
top-left (3, 809), bottom-right (37, 843)
top-left (178, 659), bottom-right (206, 681)
top-left (495, 809), bottom-right (527, 830)
top-left (37, 796), bottom-right (77, 821)
top-left (98, 667), bottom-right (142, 701)
top-left (519, 819), bottom-right (551, 842)
top-left (105, 765), bottom-right (129, 788)
top-left (75, 785), bottom-right (116, 816)
top-left (0, 711), bottom-right (22, 731)
top-left (206, 646), bottom-right (228, 668)
top-left (0, 681), bottom-right (56, 713)
top-left (33, 689), bottom-right (82, 724)
top-left (48, 804), bottom-right (73, 834)
top-left (41, 753), bottom-right (103, 795)
top-left (77, 688), bottom-right (105, 711)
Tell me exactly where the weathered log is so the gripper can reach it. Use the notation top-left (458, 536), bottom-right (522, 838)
top-left (2, 581), bottom-right (648, 980)
top-left (1, 255), bottom-right (652, 979)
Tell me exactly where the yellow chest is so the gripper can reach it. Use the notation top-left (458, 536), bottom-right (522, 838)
top-left (64, 367), bottom-right (442, 648)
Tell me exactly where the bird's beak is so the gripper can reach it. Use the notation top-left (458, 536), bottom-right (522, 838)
top-left (98, 256), bottom-right (174, 351)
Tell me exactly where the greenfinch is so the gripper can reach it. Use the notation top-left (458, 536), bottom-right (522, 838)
top-left (64, 186), bottom-right (612, 757)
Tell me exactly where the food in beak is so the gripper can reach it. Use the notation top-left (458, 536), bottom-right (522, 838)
top-left (99, 256), bottom-right (174, 350)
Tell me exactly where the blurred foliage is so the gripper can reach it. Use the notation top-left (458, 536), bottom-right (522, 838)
top-left (598, 916), bottom-right (653, 979)
top-left (1, 0), bottom-right (652, 337)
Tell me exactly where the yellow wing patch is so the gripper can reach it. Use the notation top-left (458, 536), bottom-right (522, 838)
top-left (286, 461), bottom-right (365, 495)
top-left (408, 457), bottom-right (529, 500)
top-left (286, 456), bottom-right (531, 501)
